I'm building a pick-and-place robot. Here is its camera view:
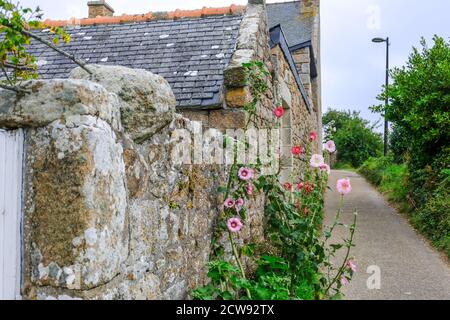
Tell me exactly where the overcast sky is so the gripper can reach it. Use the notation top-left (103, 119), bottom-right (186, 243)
top-left (17, 0), bottom-right (450, 128)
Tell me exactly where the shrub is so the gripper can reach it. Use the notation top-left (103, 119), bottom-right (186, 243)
top-left (412, 177), bottom-right (450, 258)
top-left (358, 157), bottom-right (391, 186)
top-left (377, 163), bottom-right (408, 204)
top-left (371, 36), bottom-right (450, 204)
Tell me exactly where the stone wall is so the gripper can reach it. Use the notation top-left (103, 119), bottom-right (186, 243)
top-left (0, 65), bottom-right (266, 300)
top-left (292, 48), bottom-right (313, 105)
top-left (271, 46), bottom-right (318, 181)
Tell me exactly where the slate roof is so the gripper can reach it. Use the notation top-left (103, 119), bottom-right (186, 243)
top-left (26, 14), bottom-right (243, 109)
top-left (267, 1), bottom-right (313, 47)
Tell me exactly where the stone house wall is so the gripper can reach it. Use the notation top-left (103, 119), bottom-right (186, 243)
top-left (271, 45), bottom-right (318, 181)
top-left (182, 1), bottom-right (319, 174)
top-left (181, 2), bottom-right (276, 132)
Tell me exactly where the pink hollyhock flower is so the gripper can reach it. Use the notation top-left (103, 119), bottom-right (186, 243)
top-left (295, 202), bottom-right (301, 209)
top-left (224, 198), bottom-right (235, 208)
top-left (337, 178), bottom-right (352, 195)
top-left (296, 182), bottom-right (304, 190)
top-left (273, 106), bottom-right (285, 118)
top-left (227, 217), bottom-right (243, 233)
top-left (347, 260), bottom-right (357, 273)
top-left (310, 131), bottom-right (317, 141)
top-left (340, 275), bottom-right (348, 286)
top-left (246, 183), bottom-right (254, 196)
top-left (291, 145), bottom-right (302, 156)
top-left (284, 182), bottom-right (292, 191)
top-left (235, 198), bottom-right (245, 211)
top-left (310, 154), bottom-right (325, 168)
top-left (238, 167), bottom-right (254, 181)
top-left (319, 163), bottom-right (331, 175)
top-left (324, 140), bottom-right (336, 153)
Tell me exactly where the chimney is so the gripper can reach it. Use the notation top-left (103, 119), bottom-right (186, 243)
top-left (248, 0), bottom-right (266, 5)
top-left (88, 1), bottom-right (114, 18)
top-left (301, 0), bottom-right (319, 17)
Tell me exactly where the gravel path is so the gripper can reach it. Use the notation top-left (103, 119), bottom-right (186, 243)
top-left (324, 170), bottom-right (450, 300)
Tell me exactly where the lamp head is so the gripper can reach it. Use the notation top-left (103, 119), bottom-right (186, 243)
top-left (372, 37), bottom-right (386, 43)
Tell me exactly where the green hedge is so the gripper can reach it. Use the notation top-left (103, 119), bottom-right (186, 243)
top-left (359, 157), bottom-right (450, 258)
top-left (411, 177), bottom-right (450, 256)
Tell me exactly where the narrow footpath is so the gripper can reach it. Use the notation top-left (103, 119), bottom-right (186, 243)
top-left (324, 170), bottom-right (450, 300)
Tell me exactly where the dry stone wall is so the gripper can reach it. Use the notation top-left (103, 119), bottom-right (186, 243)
top-left (0, 65), bottom-right (265, 300)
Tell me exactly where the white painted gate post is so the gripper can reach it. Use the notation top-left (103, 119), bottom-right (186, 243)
top-left (0, 129), bottom-right (24, 300)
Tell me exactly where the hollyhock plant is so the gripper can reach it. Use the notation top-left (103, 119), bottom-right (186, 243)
top-left (291, 145), bottom-right (302, 156)
top-left (273, 106), bottom-right (285, 118)
top-left (310, 131), bottom-right (317, 141)
top-left (284, 182), bottom-right (292, 191)
top-left (324, 140), bottom-right (336, 153)
top-left (238, 167), bottom-right (254, 181)
top-left (227, 217), bottom-right (243, 233)
top-left (340, 275), bottom-right (348, 286)
top-left (296, 182), bottom-right (304, 190)
top-left (347, 260), bottom-right (357, 273)
top-left (310, 154), bottom-right (325, 168)
top-left (224, 198), bottom-right (235, 208)
top-left (319, 163), bottom-right (331, 175)
top-left (246, 183), bottom-right (254, 196)
top-left (235, 198), bottom-right (245, 211)
top-left (337, 178), bottom-right (352, 195)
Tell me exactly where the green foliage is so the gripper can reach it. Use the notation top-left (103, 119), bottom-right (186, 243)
top-left (371, 35), bottom-right (450, 184)
top-left (359, 156), bottom-right (409, 204)
top-left (0, 0), bottom-right (70, 87)
top-left (242, 61), bottom-right (269, 114)
top-left (412, 177), bottom-right (450, 258)
top-left (367, 36), bottom-right (450, 258)
top-left (323, 109), bottom-right (383, 168)
top-left (389, 124), bottom-right (409, 164)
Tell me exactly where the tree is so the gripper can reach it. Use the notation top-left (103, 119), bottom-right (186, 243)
top-left (0, 0), bottom-right (90, 92)
top-left (371, 36), bottom-right (450, 171)
top-left (323, 109), bottom-right (383, 168)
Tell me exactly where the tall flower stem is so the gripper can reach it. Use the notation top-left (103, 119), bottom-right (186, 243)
top-left (324, 195), bottom-right (344, 243)
top-left (228, 231), bottom-right (252, 299)
top-left (324, 213), bottom-right (357, 296)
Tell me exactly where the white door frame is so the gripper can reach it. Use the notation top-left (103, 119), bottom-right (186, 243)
top-left (0, 129), bottom-right (24, 300)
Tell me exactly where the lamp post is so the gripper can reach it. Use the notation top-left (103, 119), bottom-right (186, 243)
top-left (372, 37), bottom-right (390, 157)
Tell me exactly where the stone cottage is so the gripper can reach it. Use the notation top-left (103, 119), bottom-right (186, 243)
top-left (0, 0), bottom-right (321, 299)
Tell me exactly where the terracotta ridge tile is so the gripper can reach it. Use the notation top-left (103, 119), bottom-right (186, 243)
top-left (42, 4), bottom-right (246, 27)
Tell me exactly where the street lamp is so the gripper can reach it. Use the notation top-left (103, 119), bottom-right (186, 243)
top-left (372, 37), bottom-right (390, 157)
